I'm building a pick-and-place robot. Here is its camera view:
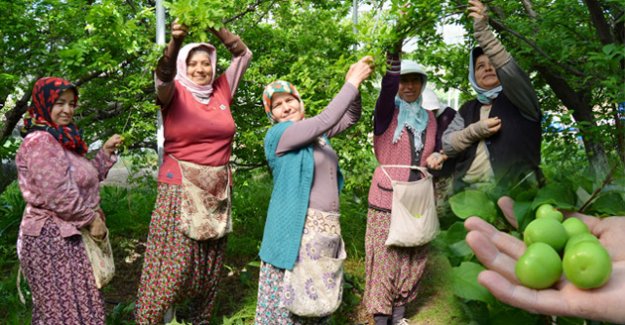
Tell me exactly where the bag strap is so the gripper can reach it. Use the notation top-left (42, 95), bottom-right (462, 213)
top-left (379, 164), bottom-right (432, 183)
top-left (17, 265), bottom-right (25, 305)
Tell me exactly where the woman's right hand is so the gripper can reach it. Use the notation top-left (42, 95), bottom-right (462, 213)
top-left (88, 210), bottom-right (107, 239)
top-left (172, 19), bottom-right (188, 41)
top-left (346, 56), bottom-right (375, 88)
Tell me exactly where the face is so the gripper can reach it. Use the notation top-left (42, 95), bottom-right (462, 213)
top-left (398, 74), bottom-right (422, 103)
top-left (270, 92), bottom-right (304, 123)
top-left (186, 51), bottom-right (213, 86)
top-left (474, 54), bottom-right (501, 89)
top-left (50, 89), bottom-right (77, 126)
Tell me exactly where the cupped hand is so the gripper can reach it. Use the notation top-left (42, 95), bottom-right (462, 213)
top-left (426, 152), bottom-right (447, 170)
top-left (103, 134), bottom-right (123, 156)
top-left (346, 56), bottom-right (375, 88)
top-left (464, 197), bottom-right (625, 323)
top-left (482, 116), bottom-right (501, 135)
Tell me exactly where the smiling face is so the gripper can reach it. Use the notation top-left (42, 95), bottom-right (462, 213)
top-left (50, 89), bottom-right (77, 126)
top-left (186, 50), bottom-right (213, 86)
top-left (474, 54), bottom-right (501, 89)
top-left (270, 92), bottom-right (304, 123)
top-left (398, 73), bottom-right (423, 103)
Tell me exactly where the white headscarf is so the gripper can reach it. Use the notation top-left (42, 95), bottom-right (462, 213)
top-left (175, 43), bottom-right (217, 104)
top-left (468, 47), bottom-right (502, 104)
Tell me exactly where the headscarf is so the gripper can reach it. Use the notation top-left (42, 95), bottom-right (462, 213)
top-left (262, 80), bottom-right (304, 121)
top-left (393, 60), bottom-right (429, 153)
top-left (469, 46), bottom-right (502, 104)
top-left (21, 77), bottom-right (88, 156)
top-left (175, 43), bottom-right (217, 104)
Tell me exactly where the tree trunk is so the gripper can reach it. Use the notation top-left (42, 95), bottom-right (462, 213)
top-left (535, 65), bottom-right (610, 176)
top-left (0, 92), bottom-right (30, 144)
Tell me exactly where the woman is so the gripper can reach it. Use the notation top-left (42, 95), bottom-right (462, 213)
top-left (365, 53), bottom-right (445, 324)
top-left (442, 0), bottom-right (541, 192)
top-left (16, 77), bottom-right (122, 324)
top-left (255, 56), bottom-right (374, 324)
top-left (134, 20), bottom-right (252, 324)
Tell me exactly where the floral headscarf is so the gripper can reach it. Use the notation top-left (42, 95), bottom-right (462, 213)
top-left (21, 77), bottom-right (88, 156)
top-left (469, 46), bottom-right (502, 104)
top-left (175, 43), bottom-right (217, 104)
top-left (262, 80), bottom-right (304, 120)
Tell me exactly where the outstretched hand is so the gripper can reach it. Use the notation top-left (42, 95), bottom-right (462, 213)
top-left (464, 197), bottom-right (625, 323)
top-left (346, 56), bottom-right (375, 89)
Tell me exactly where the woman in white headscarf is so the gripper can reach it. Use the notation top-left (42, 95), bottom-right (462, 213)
top-left (365, 51), bottom-right (445, 324)
top-left (134, 20), bottom-right (252, 324)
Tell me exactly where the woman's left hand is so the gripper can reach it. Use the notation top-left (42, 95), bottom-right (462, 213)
top-left (103, 134), bottom-right (123, 156)
top-left (426, 152), bottom-right (447, 170)
top-left (346, 56), bottom-right (375, 88)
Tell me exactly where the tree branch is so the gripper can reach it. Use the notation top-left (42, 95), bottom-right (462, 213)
top-left (489, 18), bottom-right (585, 77)
top-left (582, 0), bottom-right (614, 45)
top-left (223, 0), bottom-right (274, 24)
top-left (519, 0), bottom-right (537, 19)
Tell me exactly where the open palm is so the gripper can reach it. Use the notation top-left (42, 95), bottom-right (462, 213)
top-left (464, 197), bottom-right (625, 323)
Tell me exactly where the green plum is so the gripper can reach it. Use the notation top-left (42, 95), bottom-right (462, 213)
top-left (524, 218), bottom-right (568, 252)
top-left (564, 232), bottom-right (600, 253)
top-left (563, 241), bottom-right (612, 289)
top-left (535, 203), bottom-right (564, 222)
top-left (562, 218), bottom-right (590, 239)
top-left (515, 242), bottom-right (563, 289)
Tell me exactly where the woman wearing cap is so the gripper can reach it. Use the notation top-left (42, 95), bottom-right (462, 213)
top-left (134, 20), bottom-right (252, 324)
top-left (442, 0), bottom-right (541, 192)
top-left (364, 50), bottom-right (445, 324)
top-left (254, 56), bottom-right (373, 324)
top-left (16, 77), bottom-right (122, 324)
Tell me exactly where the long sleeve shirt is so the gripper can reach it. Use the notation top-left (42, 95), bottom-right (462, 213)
top-left (16, 131), bottom-right (117, 238)
top-left (275, 83), bottom-right (361, 212)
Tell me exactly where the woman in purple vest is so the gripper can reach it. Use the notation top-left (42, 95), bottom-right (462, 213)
top-left (364, 47), bottom-right (447, 323)
top-left (442, 0), bottom-right (541, 192)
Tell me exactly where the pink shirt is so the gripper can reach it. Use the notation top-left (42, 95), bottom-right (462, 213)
top-left (156, 50), bottom-right (252, 184)
top-left (16, 131), bottom-right (117, 238)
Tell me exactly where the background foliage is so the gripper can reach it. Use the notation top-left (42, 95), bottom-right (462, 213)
top-left (1, 0), bottom-right (624, 324)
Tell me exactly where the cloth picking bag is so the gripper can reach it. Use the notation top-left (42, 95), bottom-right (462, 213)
top-left (381, 165), bottom-right (439, 247)
top-left (280, 209), bottom-right (346, 317)
top-left (171, 155), bottom-right (232, 240)
top-left (81, 229), bottom-right (115, 288)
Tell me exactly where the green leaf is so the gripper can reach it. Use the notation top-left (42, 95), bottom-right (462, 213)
top-left (451, 261), bottom-right (494, 304)
top-left (449, 190), bottom-right (498, 222)
top-left (531, 182), bottom-right (576, 210)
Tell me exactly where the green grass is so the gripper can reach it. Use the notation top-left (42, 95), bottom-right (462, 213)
top-left (0, 168), bottom-right (470, 325)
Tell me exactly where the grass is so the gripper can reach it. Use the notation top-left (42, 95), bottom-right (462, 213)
top-left (0, 168), bottom-right (470, 325)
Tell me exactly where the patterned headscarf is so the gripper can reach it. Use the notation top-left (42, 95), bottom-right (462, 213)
top-left (175, 43), bottom-right (217, 104)
top-left (21, 77), bottom-right (88, 156)
top-left (469, 47), bottom-right (502, 104)
top-left (262, 80), bottom-right (304, 120)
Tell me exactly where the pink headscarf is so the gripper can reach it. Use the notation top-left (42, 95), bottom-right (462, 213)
top-left (175, 42), bottom-right (217, 104)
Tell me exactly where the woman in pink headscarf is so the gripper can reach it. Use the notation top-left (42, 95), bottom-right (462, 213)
top-left (134, 20), bottom-right (252, 324)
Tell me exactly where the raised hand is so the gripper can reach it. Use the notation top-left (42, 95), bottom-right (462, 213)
top-left (464, 197), bottom-right (625, 323)
top-left (467, 0), bottom-right (488, 23)
top-left (346, 56), bottom-right (375, 88)
top-left (171, 19), bottom-right (188, 41)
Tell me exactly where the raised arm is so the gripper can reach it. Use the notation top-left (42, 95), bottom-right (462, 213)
top-left (374, 51), bottom-right (401, 135)
top-left (276, 56), bottom-right (373, 154)
top-left (211, 27), bottom-right (253, 98)
top-left (154, 21), bottom-right (188, 108)
top-left (470, 0), bottom-right (540, 122)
